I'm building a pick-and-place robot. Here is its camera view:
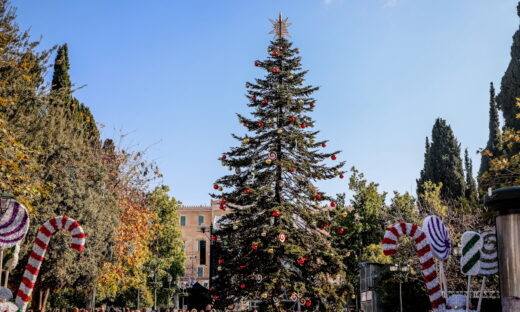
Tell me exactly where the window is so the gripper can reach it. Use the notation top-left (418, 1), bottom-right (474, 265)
top-left (198, 215), bottom-right (204, 226)
top-left (197, 267), bottom-right (204, 278)
top-left (180, 215), bottom-right (186, 226)
top-left (199, 240), bottom-right (206, 265)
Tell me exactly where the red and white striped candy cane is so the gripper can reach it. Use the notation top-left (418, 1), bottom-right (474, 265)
top-left (381, 222), bottom-right (445, 312)
top-left (15, 216), bottom-right (86, 311)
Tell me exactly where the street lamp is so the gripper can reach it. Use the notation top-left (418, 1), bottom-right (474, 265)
top-left (390, 263), bottom-right (410, 312)
top-left (150, 270), bottom-right (157, 311)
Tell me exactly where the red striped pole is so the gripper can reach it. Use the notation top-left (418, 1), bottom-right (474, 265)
top-left (381, 222), bottom-right (445, 312)
top-left (15, 216), bottom-right (86, 311)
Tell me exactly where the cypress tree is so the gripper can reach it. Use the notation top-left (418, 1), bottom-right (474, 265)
top-left (16, 43), bottom-right (118, 310)
top-left (417, 118), bottom-right (466, 201)
top-left (464, 149), bottom-right (478, 200)
top-left (496, 2), bottom-right (520, 132)
top-left (211, 14), bottom-right (346, 311)
top-left (478, 82), bottom-right (501, 180)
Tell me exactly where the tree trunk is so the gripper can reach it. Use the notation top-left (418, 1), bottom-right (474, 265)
top-left (41, 288), bottom-right (50, 312)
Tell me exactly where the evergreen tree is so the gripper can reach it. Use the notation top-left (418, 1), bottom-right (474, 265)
top-left (496, 3), bottom-right (520, 132)
top-left (211, 14), bottom-right (346, 312)
top-left (464, 149), bottom-right (478, 200)
top-left (51, 44), bottom-right (72, 100)
top-left (417, 118), bottom-right (465, 201)
top-left (15, 43), bottom-right (118, 311)
top-left (478, 82), bottom-right (501, 181)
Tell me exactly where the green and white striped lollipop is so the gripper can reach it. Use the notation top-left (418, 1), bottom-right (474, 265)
top-left (461, 231), bottom-right (482, 276)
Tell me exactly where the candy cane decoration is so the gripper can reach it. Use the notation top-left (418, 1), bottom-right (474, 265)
top-left (15, 216), bottom-right (86, 312)
top-left (382, 222), bottom-right (445, 311)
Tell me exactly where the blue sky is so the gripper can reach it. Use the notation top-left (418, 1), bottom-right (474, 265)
top-left (12, 0), bottom-right (519, 205)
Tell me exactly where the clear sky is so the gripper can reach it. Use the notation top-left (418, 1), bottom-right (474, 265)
top-left (11, 0), bottom-right (519, 205)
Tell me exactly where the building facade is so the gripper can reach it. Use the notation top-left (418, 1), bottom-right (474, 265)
top-left (178, 200), bottom-right (229, 289)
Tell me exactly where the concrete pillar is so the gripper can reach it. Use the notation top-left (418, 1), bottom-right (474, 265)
top-left (486, 186), bottom-right (520, 311)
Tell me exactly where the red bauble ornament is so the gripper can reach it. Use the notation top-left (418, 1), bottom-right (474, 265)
top-left (239, 265), bottom-right (246, 269)
top-left (210, 287), bottom-right (215, 292)
top-left (339, 174), bottom-right (344, 179)
top-left (211, 235), bottom-right (217, 240)
top-left (251, 95), bottom-right (256, 100)
top-left (213, 184), bottom-right (218, 190)
top-left (290, 168), bottom-right (296, 173)
top-left (254, 61), bottom-right (260, 67)
top-left (338, 228), bottom-right (345, 234)
top-left (220, 199), bottom-right (226, 204)
top-left (305, 301), bottom-right (311, 307)
top-left (321, 143), bottom-right (326, 148)
top-left (273, 211), bottom-right (280, 217)
top-left (331, 155), bottom-right (337, 160)
top-left (219, 204), bottom-right (225, 210)
top-left (258, 122), bottom-right (264, 127)
top-left (218, 259), bottom-right (224, 264)
top-left (342, 291), bottom-right (348, 296)
top-left (324, 223), bottom-right (329, 228)
top-left (272, 51), bottom-right (279, 56)
top-left (262, 99), bottom-right (268, 104)
top-left (315, 194), bottom-right (321, 200)
top-left (330, 202), bottom-right (336, 207)
top-left (222, 154), bottom-right (227, 159)
top-left (240, 284), bottom-right (246, 289)
top-left (289, 117), bottom-right (295, 122)
top-left (273, 68), bottom-right (279, 73)
top-left (310, 102), bottom-right (315, 108)
top-left (243, 122), bottom-right (247, 127)
top-left (252, 245), bottom-right (258, 250)
top-left (244, 189), bottom-right (250, 194)
top-left (297, 258), bottom-right (306, 265)
top-left (300, 124), bottom-right (306, 129)
top-left (213, 296), bottom-right (219, 301)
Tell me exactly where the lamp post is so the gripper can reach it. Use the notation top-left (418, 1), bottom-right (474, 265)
top-left (390, 263), bottom-right (410, 312)
top-left (150, 270), bottom-right (157, 311)
top-left (0, 191), bottom-right (14, 286)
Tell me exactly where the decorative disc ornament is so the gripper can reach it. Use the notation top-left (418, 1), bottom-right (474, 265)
top-left (268, 152), bottom-right (278, 160)
top-left (279, 232), bottom-right (286, 243)
top-left (255, 274), bottom-right (263, 283)
top-left (479, 228), bottom-right (498, 275)
top-left (299, 298), bottom-right (306, 305)
top-left (235, 168), bottom-right (241, 174)
top-left (422, 215), bottom-right (451, 260)
top-left (461, 231), bottom-right (482, 276)
top-left (290, 293), bottom-right (298, 302)
top-left (0, 200), bottom-right (29, 249)
top-left (273, 297), bottom-right (280, 304)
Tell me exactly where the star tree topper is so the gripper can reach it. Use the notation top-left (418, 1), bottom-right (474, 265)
top-left (269, 12), bottom-right (292, 39)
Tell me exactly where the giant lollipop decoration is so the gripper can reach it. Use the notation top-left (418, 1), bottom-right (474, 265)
top-left (423, 215), bottom-right (451, 296)
top-left (477, 228), bottom-right (498, 312)
top-left (0, 200), bottom-right (29, 249)
top-left (423, 216), bottom-right (451, 259)
top-left (461, 231), bottom-right (482, 312)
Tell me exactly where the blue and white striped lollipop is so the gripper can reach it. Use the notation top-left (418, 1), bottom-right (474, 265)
top-left (422, 215), bottom-right (451, 260)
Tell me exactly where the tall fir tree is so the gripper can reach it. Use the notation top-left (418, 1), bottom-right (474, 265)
top-left (496, 2), bottom-right (520, 133)
top-left (478, 82), bottom-right (501, 184)
top-left (417, 118), bottom-right (466, 201)
top-left (464, 149), bottom-right (478, 200)
top-left (211, 14), bottom-right (346, 312)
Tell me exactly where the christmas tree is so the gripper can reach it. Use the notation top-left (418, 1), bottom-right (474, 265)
top-left (211, 13), bottom-right (347, 312)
